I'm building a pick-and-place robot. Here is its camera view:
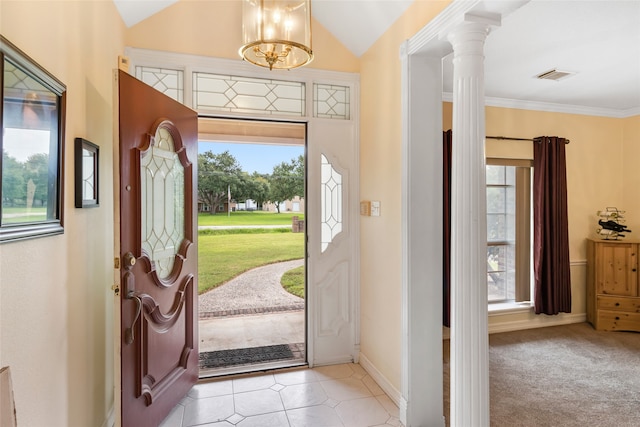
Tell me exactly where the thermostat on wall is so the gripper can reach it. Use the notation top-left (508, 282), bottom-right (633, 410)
top-left (360, 201), bottom-right (371, 216)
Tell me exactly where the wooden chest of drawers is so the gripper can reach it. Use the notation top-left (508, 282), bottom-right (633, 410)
top-left (586, 238), bottom-right (640, 332)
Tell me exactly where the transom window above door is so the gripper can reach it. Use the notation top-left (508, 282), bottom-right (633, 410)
top-left (133, 63), bottom-right (352, 121)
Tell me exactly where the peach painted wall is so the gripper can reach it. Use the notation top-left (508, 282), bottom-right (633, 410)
top-left (622, 115), bottom-right (640, 231)
top-left (124, 0), bottom-right (359, 73)
top-left (445, 103), bottom-right (635, 329)
top-left (485, 106), bottom-right (626, 323)
top-left (358, 1), bottom-right (452, 391)
top-left (0, 2), bottom-right (125, 426)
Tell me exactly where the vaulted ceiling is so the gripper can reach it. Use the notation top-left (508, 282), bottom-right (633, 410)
top-left (113, 0), bottom-right (640, 118)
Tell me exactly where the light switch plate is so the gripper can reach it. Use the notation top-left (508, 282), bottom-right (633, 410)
top-left (371, 201), bottom-right (381, 216)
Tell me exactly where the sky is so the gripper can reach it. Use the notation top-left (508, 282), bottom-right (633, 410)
top-left (4, 128), bottom-right (50, 162)
top-left (198, 142), bottom-right (304, 175)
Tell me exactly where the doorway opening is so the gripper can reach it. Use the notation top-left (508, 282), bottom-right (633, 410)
top-left (196, 117), bottom-right (307, 377)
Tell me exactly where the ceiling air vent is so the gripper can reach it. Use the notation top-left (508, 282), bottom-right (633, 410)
top-left (536, 69), bottom-right (576, 81)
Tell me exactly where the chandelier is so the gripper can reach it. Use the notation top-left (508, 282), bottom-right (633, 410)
top-left (239, 0), bottom-right (313, 70)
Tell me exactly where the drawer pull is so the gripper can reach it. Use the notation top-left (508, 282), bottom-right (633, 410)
top-left (615, 302), bottom-right (620, 306)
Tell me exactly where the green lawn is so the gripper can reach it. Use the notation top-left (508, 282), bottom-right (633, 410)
top-left (1, 206), bottom-right (47, 223)
top-left (198, 231), bottom-right (304, 294)
top-left (198, 211), bottom-right (304, 226)
top-left (281, 265), bottom-right (305, 298)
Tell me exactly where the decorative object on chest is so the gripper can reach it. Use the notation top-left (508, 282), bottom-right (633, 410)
top-left (586, 238), bottom-right (640, 332)
top-left (596, 207), bottom-right (631, 240)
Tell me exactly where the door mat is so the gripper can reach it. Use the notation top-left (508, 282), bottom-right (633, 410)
top-left (199, 344), bottom-right (297, 369)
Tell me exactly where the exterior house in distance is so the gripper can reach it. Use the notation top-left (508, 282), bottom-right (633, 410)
top-left (198, 197), bottom-right (303, 213)
top-left (263, 195), bottom-right (305, 213)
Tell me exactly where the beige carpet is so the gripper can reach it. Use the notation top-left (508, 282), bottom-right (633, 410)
top-left (443, 322), bottom-right (640, 426)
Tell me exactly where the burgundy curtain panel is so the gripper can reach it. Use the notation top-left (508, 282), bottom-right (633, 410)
top-left (533, 136), bottom-right (572, 315)
top-left (443, 130), bottom-right (452, 327)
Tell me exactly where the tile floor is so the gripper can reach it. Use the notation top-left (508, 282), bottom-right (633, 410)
top-left (160, 363), bottom-right (403, 427)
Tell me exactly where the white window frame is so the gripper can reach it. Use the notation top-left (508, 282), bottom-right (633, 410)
top-left (486, 158), bottom-right (533, 306)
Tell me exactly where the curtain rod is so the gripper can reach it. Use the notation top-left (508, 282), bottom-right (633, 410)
top-left (486, 135), bottom-right (570, 144)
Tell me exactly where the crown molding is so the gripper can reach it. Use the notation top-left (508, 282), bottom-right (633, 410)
top-left (442, 92), bottom-right (639, 118)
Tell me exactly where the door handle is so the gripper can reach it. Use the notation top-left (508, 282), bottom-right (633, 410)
top-left (125, 291), bottom-right (142, 345)
top-left (122, 251), bottom-right (140, 345)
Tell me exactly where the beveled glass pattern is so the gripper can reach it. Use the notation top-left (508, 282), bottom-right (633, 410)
top-left (135, 66), bottom-right (184, 103)
top-left (81, 148), bottom-right (95, 200)
top-left (320, 154), bottom-right (342, 252)
top-left (4, 60), bottom-right (52, 94)
top-left (141, 127), bottom-right (185, 279)
top-left (314, 84), bottom-right (350, 120)
top-left (193, 72), bottom-right (305, 116)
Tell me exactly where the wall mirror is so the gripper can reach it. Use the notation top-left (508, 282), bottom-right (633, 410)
top-left (74, 138), bottom-right (99, 208)
top-left (1, 36), bottom-right (66, 243)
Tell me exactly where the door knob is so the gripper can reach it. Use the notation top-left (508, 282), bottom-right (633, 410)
top-left (123, 252), bottom-right (136, 269)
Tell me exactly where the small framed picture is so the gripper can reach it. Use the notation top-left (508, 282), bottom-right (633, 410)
top-left (74, 138), bottom-right (99, 208)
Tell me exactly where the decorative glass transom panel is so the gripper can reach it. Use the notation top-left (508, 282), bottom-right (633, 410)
top-left (193, 72), bottom-right (305, 116)
top-left (4, 60), bottom-right (54, 95)
top-left (320, 154), bottom-right (343, 252)
top-left (140, 126), bottom-right (185, 279)
top-left (314, 84), bottom-right (350, 120)
top-left (135, 66), bottom-right (184, 103)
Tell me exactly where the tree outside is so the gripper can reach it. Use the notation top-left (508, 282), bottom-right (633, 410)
top-left (268, 155), bottom-right (304, 213)
top-left (198, 151), bottom-right (304, 214)
top-left (198, 150), bottom-right (246, 214)
top-left (196, 148), bottom-right (306, 296)
top-left (2, 149), bottom-right (26, 206)
top-left (2, 150), bottom-right (50, 222)
top-left (245, 172), bottom-right (270, 210)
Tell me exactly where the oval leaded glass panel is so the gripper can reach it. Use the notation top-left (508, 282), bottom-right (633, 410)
top-left (140, 125), bottom-right (185, 279)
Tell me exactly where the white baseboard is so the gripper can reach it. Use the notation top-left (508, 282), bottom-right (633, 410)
top-left (101, 405), bottom-right (115, 427)
top-left (443, 313), bottom-right (587, 339)
top-left (358, 352), bottom-right (402, 407)
top-left (442, 313), bottom-right (587, 340)
top-left (399, 396), bottom-right (408, 427)
top-left (311, 355), bottom-right (354, 368)
top-left (488, 312), bottom-right (586, 334)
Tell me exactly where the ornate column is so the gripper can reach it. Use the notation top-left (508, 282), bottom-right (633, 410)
top-left (447, 16), bottom-right (498, 427)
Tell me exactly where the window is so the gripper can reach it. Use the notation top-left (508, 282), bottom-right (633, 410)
top-left (486, 159), bottom-right (532, 303)
top-left (320, 154), bottom-right (342, 253)
top-left (1, 36), bottom-right (66, 242)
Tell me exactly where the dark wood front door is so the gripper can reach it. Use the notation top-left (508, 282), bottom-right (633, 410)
top-left (117, 70), bottom-right (198, 427)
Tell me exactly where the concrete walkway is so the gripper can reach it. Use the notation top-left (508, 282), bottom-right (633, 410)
top-left (199, 258), bottom-right (305, 316)
top-left (198, 259), bottom-right (306, 355)
top-left (199, 311), bottom-right (305, 352)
